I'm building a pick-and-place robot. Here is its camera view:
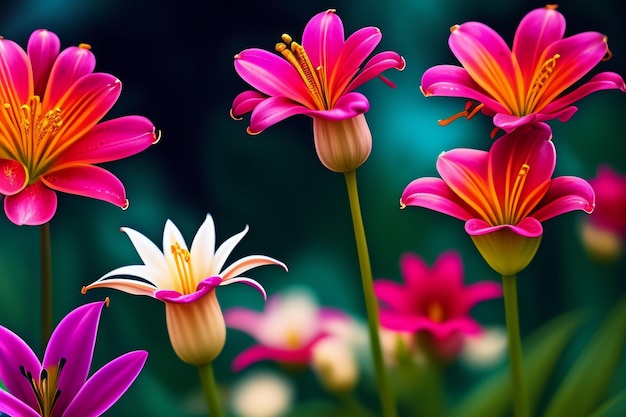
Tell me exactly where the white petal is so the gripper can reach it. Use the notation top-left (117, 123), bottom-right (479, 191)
top-left (94, 265), bottom-right (171, 289)
top-left (190, 213), bottom-right (217, 281)
top-left (121, 227), bottom-right (168, 271)
top-left (221, 255), bottom-right (288, 281)
top-left (82, 277), bottom-right (158, 297)
top-left (213, 225), bottom-right (249, 273)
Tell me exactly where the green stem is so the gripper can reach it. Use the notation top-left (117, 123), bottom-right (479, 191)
top-left (344, 169), bottom-right (397, 417)
top-left (502, 274), bottom-right (530, 417)
top-left (197, 363), bottom-right (224, 417)
top-left (40, 222), bottom-right (52, 351)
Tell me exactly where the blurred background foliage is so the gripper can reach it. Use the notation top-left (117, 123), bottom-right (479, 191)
top-left (0, 0), bottom-right (624, 416)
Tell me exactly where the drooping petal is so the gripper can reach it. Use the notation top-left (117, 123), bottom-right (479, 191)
top-left (27, 29), bottom-right (61, 97)
top-left (221, 255), bottom-right (288, 282)
top-left (0, 390), bottom-right (40, 417)
top-left (82, 273), bottom-right (159, 297)
top-left (448, 22), bottom-right (521, 114)
top-left (231, 344), bottom-right (314, 372)
top-left (155, 277), bottom-right (221, 304)
top-left (401, 177), bottom-right (475, 220)
top-left (43, 301), bottom-right (105, 413)
top-left (0, 159), bottom-right (28, 195)
top-left (512, 5), bottom-right (566, 85)
top-left (0, 37), bottom-right (32, 107)
top-left (0, 325), bottom-right (41, 411)
top-left (247, 95), bottom-right (311, 134)
top-left (55, 116), bottom-right (157, 165)
top-left (531, 175), bottom-right (595, 221)
top-left (346, 50), bottom-right (405, 93)
top-left (42, 45), bottom-right (96, 109)
top-left (189, 213), bottom-right (217, 279)
top-left (63, 351), bottom-right (147, 417)
top-left (302, 9), bottom-right (344, 75)
top-left (4, 181), bottom-right (57, 226)
top-left (231, 90), bottom-right (268, 118)
top-left (219, 277), bottom-right (267, 300)
top-left (42, 164), bottom-right (126, 207)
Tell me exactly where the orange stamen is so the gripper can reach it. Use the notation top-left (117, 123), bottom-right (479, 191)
top-left (438, 101), bottom-right (484, 126)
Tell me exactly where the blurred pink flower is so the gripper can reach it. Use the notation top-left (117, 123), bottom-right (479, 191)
top-left (225, 288), bottom-right (351, 371)
top-left (421, 5), bottom-right (625, 135)
top-left (0, 29), bottom-right (157, 225)
top-left (374, 251), bottom-right (502, 360)
top-left (401, 123), bottom-right (595, 276)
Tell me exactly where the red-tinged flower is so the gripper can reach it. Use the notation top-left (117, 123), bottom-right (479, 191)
top-left (82, 214), bottom-right (287, 366)
top-left (400, 123), bottom-right (595, 276)
top-left (374, 251), bottom-right (502, 361)
top-left (231, 9), bottom-right (405, 172)
top-left (0, 29), bottom-right (158, 226)
top-left (0, 300), bottom-right (147, 417)
top-left (580, 165), bottom-right (626, 261)
top-left (421, 5), bottom-right (625, 135)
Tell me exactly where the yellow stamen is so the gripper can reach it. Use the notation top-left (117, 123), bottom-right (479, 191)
top-left (21, 358), bottom-right (66, 417)
top-left (275, 34), bottom-right (327, 110)
top-left (171, 242), bottom-right (195, 294)
top-left (506, 163), bottom-right (530, 224)
top-left (427, 302), bottom-right (445, 323)
top-left (78, 43), bottom-right (91, 50)
top-left (524, 54), bottom-right (560, 114)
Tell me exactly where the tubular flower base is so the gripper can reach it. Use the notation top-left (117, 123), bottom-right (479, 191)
top-left (231, 9), bottom-right (405, 171)
top-left (0, 29), bottom-right (158, 225)
top-left (374, 251), bottom-right (502, 361)
top-left (0, 300), bottom-right (147, 417)
top-left (401, 123), bottom-right (595, 276)
top-left (421, 4), bottom-right (625, 134)
top-left (82, 213), bottom-right (287, 366)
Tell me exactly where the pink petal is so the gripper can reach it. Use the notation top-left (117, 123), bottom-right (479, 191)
top-left (302, 9), bottom-right (344, 74)
top-left (224, 308), bottom-right (265, 338)
top-left (400, 252), bottom-right (434, 290)
top-left (0, 390), bottom-right (40, 417)
top-left (27, 29), bottom-right (61, 97)
top-left (431, 250), bottom-right (465, 288)
top-left (231, 90), bottom-right (268, 118)
top-left (0, 325), bottom-right (41, 411)
top-left (374, 279), bottom-right (408, 310)
top-left (56, 116), bottom-right (157, 165)
top-left (42, 45), bottom-right (96, 108)
top-left (4, 181), bottom-right (57, 225)
top-left (155, 277), bottom-right (222, 304)
top-left (64, 351), bottom-right (147, 417)
top-left (0, 37), bottom-right (32, 106)
top-left (347, 50), bottom-right (406, 92)
top-left (330, 26), bottom-right (381, 96)
top-left (542, 72), bottom-right (626, 114)
top-left (0, 159), bottom-right (27, 195)
top-left (532, 175), bottom-right (596, 221)
top-left (43, 301), bottom-right (106, 413)
top-left (231, 344), bottom-right (313, 372)
top-left (512, 6), bottom-right (565, 85)
top-left (458, 281), bottom-right (503, 313)
top-left (42, 164), bottom-right (127, 208)
top-left (401, 177), bottom-right (475, 220)
top-left (465, 217), bottom-right (543, 238)
top-left (248, 95), bottom-right (311, 134)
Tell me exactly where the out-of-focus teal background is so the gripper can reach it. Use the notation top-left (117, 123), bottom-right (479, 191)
top-left (0, 1), bottom-right (625, 416)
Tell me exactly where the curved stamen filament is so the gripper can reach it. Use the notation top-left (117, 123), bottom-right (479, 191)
top-left (506, 163), bottom-right (530, 224)
top-left (438, 101), bottom-right (484, 126)
top-left (524, 54), bottom-right (560, 114)
top-left (171, 242), bottom-right (195, 294)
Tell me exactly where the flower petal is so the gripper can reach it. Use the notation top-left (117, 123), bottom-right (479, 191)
top-left (27, 29), bottom-right (61, 97)
top-left (0, 390), bottom-right (40, 417)
top-left (231, 344), bottom-right (313, 372)
top-left (465, 217), bottom-right (544, 238)
top-left (82, 273), bottom-right (159, 297)
top-left (42, 45), bottom-right (96, 109)
top-left (460, 281), bottom-right (503, 313)
top-left (121, 226), bottom-right (169, 275)
top-left (43, 301), bottom-right (105, 413)
top-left (401, 177), bottom-right (475, 220)
top-left (224, 308), bottom-right (265, 338)
top-left (247, 95), bottom-right (310, 134)
top-left (302, 9), bottom-right (344, 76)
top-left (231, 90), bottom-right (268, 118)
top-left (4, 181), bottom-right (57, 226)
top-left (532, 175), bottom-right (595, 221)
top-left (219, 277), bottom-right (267, 300)
top-left (0, 37), bottom-right (32, 106)
top-left (221, 255), bottom-right (287, 282)
top-left (0, 325), bottom-right (41, 411)
top-left (56, 116), bottom-right (157, 165)
top-left (0, 159), bottom-right (28, 195)
top-left (42, 164), bottom-right (127, 208)
top-left (431, 250), bottom-right (465, 288)
top-left (63, 350), bottom-right (147, 417)
top-left (347, 50), bottom-right (405, 92)
top-left (213, 224), bottom-right (249, 273)
top-left (374, 280), bottom-right (408, 310)
top-left (189, 213), bottom-right (217, 280)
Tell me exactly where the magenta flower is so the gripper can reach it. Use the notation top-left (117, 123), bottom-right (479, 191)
top-left (224, 288), bottom-right (350, 371)
top-left (0, 29), bottom-right (158, 225)
top-left (401, 123), bottom-right (595, 276)
top-left (374, 251), bottom-right (502, 360)
top-left (82, 214), bottom-right (287, 366)
top-left (0, 300), bottom-right (147, 417)
top-left (421, 5), bottom-right (625, 134)
top-left (231, 9), bottom-right (405, 172)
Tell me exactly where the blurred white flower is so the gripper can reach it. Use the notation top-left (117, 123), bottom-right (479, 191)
top-left (230, 370), bottom-right (294, 417)
top-left (311, 336), bottom-right (359, 393)
top-left (460, 326), bottom-right (508, 368)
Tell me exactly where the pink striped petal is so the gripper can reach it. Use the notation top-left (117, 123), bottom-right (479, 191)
top-left (532, 175), bottom-right (595, 221)
top-left (0, 38), bottom-right (32, 106)
top-left (64, 351), bottom-right (147, 417)
top-left (42, 164), bottom-right (126, 207)
top-left (248, 95), bottom-right (311, 134)
top-left (4, 181), bottom-right (57, 225)
top-left (347, 50), bottom-right (406, 92)
top-left (543, 71), bottom-right (626, 114)
top-left (302, 9), bottom-right (344, 74)
top-left (42, 45), bottom-right (96, 108)
top-left (330, 26), bottom-right (381, 95)
top-left (27, 29), bottom-right (61, 97)
top-left (401, 177), bottom-right (475, 220)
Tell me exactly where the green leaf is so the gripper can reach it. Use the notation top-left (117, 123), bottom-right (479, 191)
top-left (448, 310), bottom-right (586, 417)
top-left (586, 390), bottom-right (626, 417)
top-left (543, 295), bottom-right (626, 417)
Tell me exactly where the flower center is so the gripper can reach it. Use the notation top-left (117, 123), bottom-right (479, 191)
top-left (504, 163), bottom-right (530, 225)
top-left (171, 242), bottom-right (196, 295)
top-left (426, 302), bottom-right (445, 323)
top-left (285, 328), bottom-right (301, 349)
top-left (1, 95), bottom-right (63, 181)
top-left (20, 358), bottom-right (66, 417)
top-left (275, 34), bottom-right (328, 110)
top-left (524, 54), bottom-right (560, 114)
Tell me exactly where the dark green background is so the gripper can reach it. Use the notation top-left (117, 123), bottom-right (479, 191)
top-left (0, 0), bottom-right (624, 416)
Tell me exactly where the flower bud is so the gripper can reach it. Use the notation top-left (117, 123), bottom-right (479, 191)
top-left (313, 114), bottom-right (372, 172)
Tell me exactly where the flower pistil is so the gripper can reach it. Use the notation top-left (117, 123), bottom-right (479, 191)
top-left (171, 241), bottom-right (195, 295)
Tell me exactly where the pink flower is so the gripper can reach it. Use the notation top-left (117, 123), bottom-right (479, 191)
top-left (421, 5), bottom-right (625, 134)
top-left (0, 29), bottom-right (158, 225)
top-left (231, 9), bottom-right (405, 172)
top-left (224, 288), bottom-right (351, 371)
top-left (401, 123), bottom-right (595, 276)
top-left (374, 251), bottom-right (502, 360)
